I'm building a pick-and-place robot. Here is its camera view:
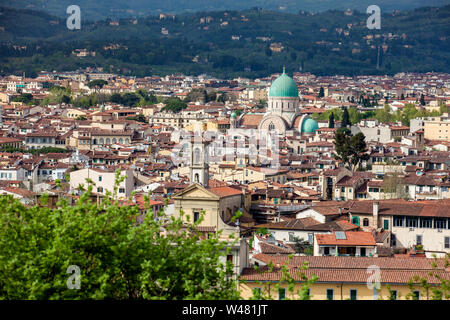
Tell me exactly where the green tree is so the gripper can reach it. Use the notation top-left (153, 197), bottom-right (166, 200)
top-left (162, 97), bottom-right (188, 113)
top-left (375, 104), bottom-right (392, 123)
top-left (318, 87), bottom-right (324, 98)
top-left (420, 94), bottom-right (425, 106)
top-left (334, 131), bottom-right (369, 172)
top-left (341, 107), bottom-right (350, 128)
top-left (406, 254), bottom-right (450, 300)
top-left (0, 172), bottom-right (240, 299)
top-left (87, 80), bottom-right (108, 92)
top-left (328, 112), bottom-right (335, 129)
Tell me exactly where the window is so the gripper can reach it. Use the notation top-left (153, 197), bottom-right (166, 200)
top-left (363, 218), bottom-right (369, 227)
top-left (98, 176), bottom-right (102, 182)
top-left (119, 188), bottom-right (125, 193)
top-left (193, 211), bottom-right (200, 222)
top-left (384, 220), bottom-right (389, 230)
top-left (341, 187), bottom-right (345, 192)
top-left (406, 217), bottom-right (418, 228)
top-left (390, 290), bottom-right (398, 300)
top-left (416, 235), bottom-right (422, 246)
top-left (394, 216), bottom-right (404, 227)
top-left (351, 216), bottom-right (360, 226)
top-left (288, 232), bottom-right (295, 242)
top-left (445, 237), bottom-right (450, 249)
top-left (420, 217), bottom-right (432, 228)
top-left (360, 248), bottom-right (366, 257)
top-left (350, 289), bottom-right (357, 300)
top-left (97, 187), bottom-right (103, 193)
top-left (413, 291), bottom-right (420, 300)
top-left (308, 233), bottom-right (314, 244)
top-left (324, 247), bottom-right (330, 256)
top-left (278, 288), bottom-right (286, 300)
top-left (434, 218), bottom-right (446, 229)
top-left (326, 289), bottom-right (334, 300)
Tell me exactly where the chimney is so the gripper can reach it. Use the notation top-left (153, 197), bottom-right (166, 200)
top-left (373, 201), bottom-right (379, 228)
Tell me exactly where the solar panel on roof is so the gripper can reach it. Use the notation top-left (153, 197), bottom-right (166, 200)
top-left (335, 231), bottom-right (346, 240)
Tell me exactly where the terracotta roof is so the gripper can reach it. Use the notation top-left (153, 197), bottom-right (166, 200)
top-left (242, 255), bottom-right (450, 285)
top-left (315, 231), bottom-right (376, 246)
top-left (239, 114), bottom-right (263, 128)
top-left (208, 186), bottom-right (242, 198)
top-left (259, 242), bottom-right (296, 254)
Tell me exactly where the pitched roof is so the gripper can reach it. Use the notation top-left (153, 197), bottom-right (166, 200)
top-left (242, 255), bottom-right (450, 285)
top-left (315, 231), bottom-right (376, 246)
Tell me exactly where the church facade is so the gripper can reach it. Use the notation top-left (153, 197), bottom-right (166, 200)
top-left (234, 69), bottom-right (319, 136)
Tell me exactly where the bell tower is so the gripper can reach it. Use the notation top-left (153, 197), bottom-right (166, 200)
top-left (189, 138), bottom-right (210, 187)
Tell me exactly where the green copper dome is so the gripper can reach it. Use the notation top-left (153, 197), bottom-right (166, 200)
top-left (301, 118), bottom-right (319, 133)
top-left (231, 111), bottom-right (237, 118)
top-left (269, 69), bottom-right (298, 98)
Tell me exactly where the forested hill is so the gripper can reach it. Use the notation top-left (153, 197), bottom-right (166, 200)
top-left (0, 5), bottom-right (449, 78)
top-left (4, 0), bottom-right (450, 21)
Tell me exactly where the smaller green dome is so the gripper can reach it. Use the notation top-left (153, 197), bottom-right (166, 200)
top-left (269, 69), bottom-right (298, 98)
top-left (231, 111), bottom-right (237, 118)
top-left (301, 118), bottom-right (319, 133)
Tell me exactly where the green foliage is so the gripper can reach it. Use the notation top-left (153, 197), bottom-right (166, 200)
top-left (0, 146), bottom-right (69, 154)
top-left (126, 114), bottom-right (147, 123)
top-left (341, 107), bottom-right (350, 128)
top-left (406, 254), bottom-right (450, 300)
top-left (87, 79), bottom-right (107, 90)
top-left (161, 97), bottom-right (187, 113)
top-left (312, 108), bottom-right (342, 122)
top-left (318, 86), bottom-right (324, 98)
top-left (293, 238), bottom-right (313, 256)
top-left (2, 6), bottom-right (450, 78)
top-left (255, 227), bottom-right (269, 236)
top-left (328, 112), bottom-right (335, 129)
top-left (334, 131), bottom-right (369, 172)
top-left (11, 93), bottom-right (38, 105)
top-left (0, 174), bottom-right (241, 299)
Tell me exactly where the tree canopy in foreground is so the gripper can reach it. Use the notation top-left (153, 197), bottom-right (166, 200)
top-left (0, 176), bottom-right (239, 299)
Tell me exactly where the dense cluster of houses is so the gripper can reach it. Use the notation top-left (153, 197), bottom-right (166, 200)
top-left (0, 69), bottom-right (449, 299)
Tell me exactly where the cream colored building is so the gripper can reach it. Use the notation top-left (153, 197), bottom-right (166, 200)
top-left (239, 255), bottom-right (450, 300)
top-left (69, 167), bottom-right (134, 198)
top-left (424, 113), bottom-right (450, 141)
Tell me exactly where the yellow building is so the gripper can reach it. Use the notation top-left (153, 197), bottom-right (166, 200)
top-left (239, 255), bottom-right (450, 300)
top-left (424, 113), bottom-right (450, 141)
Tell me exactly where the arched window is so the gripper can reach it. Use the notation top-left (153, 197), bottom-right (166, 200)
top-left (194, 148), bottom-right (201, 164)
top-left (194, 173), bottom-right (199, 183)
top-left (119, 138), bottom-right (123, 144)
top-left (112, 138), bottom-right (117, 144)
top-left (99, 138), bottom-right (104, 144)
top-left (125, 138), bottom-right (129, 144)
top-left (268, 122), bottom-right (275, 131)
top-left (106, 138), bottom-right (110, 144)
top-left (363, 218), bottom-right (369, 227)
